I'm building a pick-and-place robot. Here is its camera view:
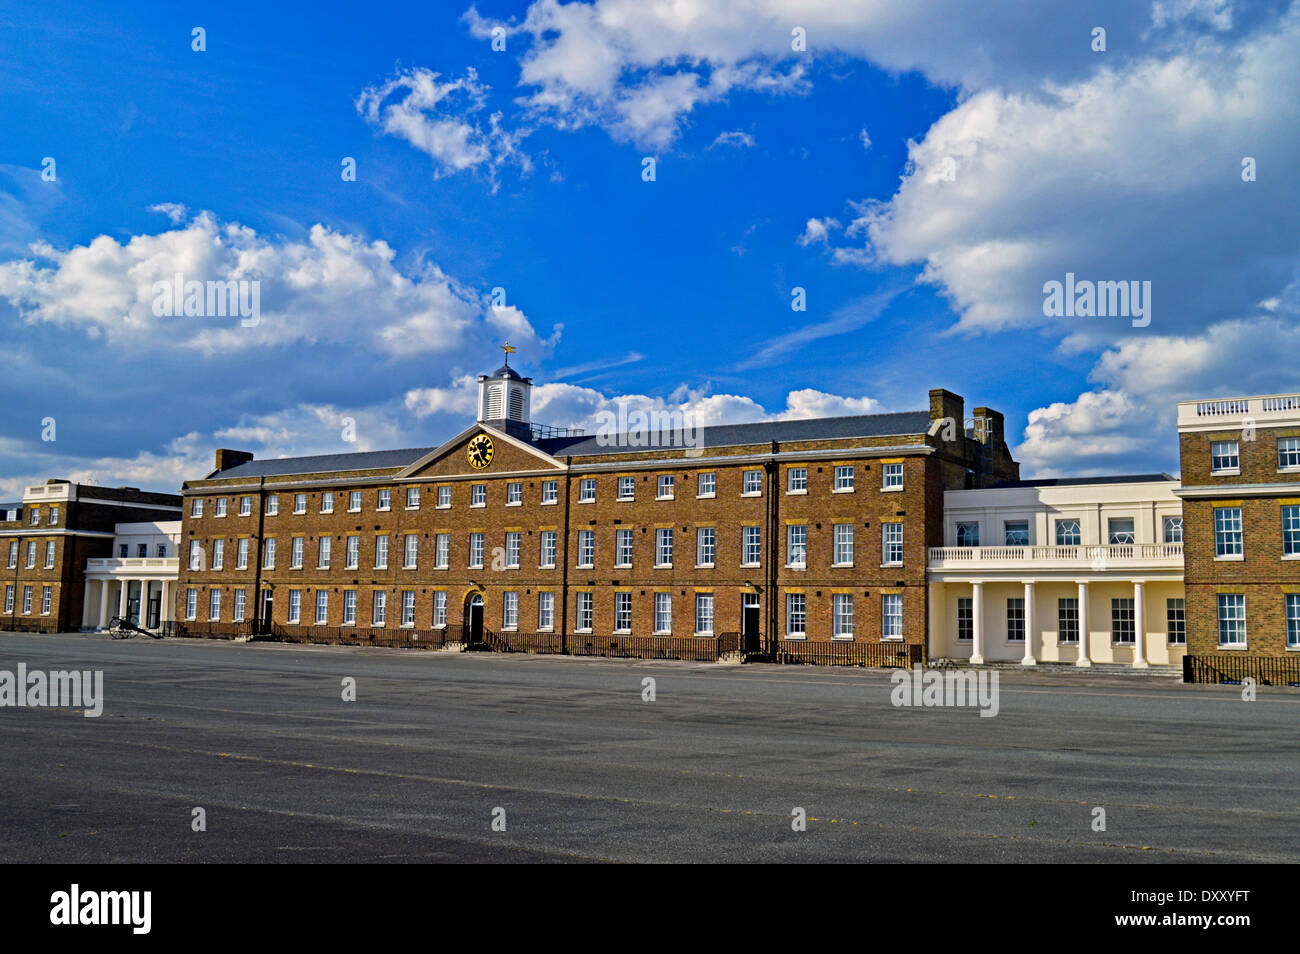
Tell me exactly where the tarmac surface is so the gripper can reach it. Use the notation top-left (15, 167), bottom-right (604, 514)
top-left (1, 632), bottom-right (1296, 863)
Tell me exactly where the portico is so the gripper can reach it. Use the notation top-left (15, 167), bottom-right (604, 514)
top-left (81, 521), bottom-right (180, 631)
top-left (927, 476), bottom-right (1187, 668)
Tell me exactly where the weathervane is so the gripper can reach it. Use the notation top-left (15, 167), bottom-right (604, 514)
top-left (501, 341), bottom-right (517, 366)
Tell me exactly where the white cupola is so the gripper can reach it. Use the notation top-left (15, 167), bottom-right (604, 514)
top-left (477, 343), bottom-right (532, 429)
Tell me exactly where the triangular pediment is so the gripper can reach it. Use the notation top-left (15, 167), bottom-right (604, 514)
top-left (396, 424), bottom-right (565, 479)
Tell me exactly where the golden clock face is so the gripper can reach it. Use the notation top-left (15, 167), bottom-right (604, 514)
top-left (467, 434), bottom-right (494, 470)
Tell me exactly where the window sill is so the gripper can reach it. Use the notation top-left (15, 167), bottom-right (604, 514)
top-left (656, 496), bottom-right (675, 502)
top-left (784, 634), bottom-right (806, 641)
top-left (696, 493), bottom-right (716, 500)
top-left (540, 500), bottom-right (557, 506)
top-left (786, 490), bottom-right (807, 496)
top-left (578, 499), bottom-right (595, 505)
top-left (654, 564), bottom-right (673, 570)
top-left (505, 502), bottom-right (521, 508)
top-left (832, 488), bottom-right (855, 494)
top-left (832, 563), bottom-right (854, 569)
top-left (1214, 555), bottom-right (1245, 562)
top-left (741, 492), bottom-right (762, 498)
top-left (881, 486), bottom-right (904, 493)
top-left (1210, 469), bottom-right (1240, 477)
top-left (696, 563), bottom-right (714, 569)
top-left (831, 635), bottom-right (854, 642)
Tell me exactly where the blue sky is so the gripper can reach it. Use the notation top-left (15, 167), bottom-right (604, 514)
top-left (2, 0), bottom-right (1299, 496)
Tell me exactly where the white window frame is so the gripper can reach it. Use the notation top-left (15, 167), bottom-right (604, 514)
top-left (655, 528), bottom-right (673, 567)
top-left (696, 527), bottom-right (715, 567)
top-left (785, 593), bottom-right (806, 639)
top-left (695, 593), bottom-right (714, 635)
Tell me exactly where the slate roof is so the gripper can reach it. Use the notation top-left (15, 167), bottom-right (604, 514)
top-left (990, 473), bottom-right (1176, 489)
top-left (204, 409), bottom-right (936, 480)
top-left (210, 447), bottom-right (438, 480)
top-left (535, 410), bottom-right (934, 458)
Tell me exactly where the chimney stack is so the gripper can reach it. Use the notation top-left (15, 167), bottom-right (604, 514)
top-left (214, 449), bottom-right (253, 472)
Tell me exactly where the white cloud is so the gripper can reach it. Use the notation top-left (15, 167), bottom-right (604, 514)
top-left (356, 67), bottom-right (531, 188)
top-left (710, 129), bottom-right (756, 149)
top-left (1016, 310), bottom-right (1300, 476)
top-left (459, 0), bottom-right (1181, 150)
top-left (528, 379), bottom-right (885, 433)
top-left (796, 216), bottom-right (840, 247)
top-left (0, 208), bottom-right (545, 357)
top-left (834, 11), bottom-right (1300, 336)
top-left (404, 375), bottom-right (481, 419)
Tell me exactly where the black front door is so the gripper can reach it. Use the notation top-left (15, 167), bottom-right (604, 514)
top-left (742, 605), bottom-right (760, 653)
top-left (261, 592), bottom-right (273, 633)
top-left (147, 592), bottom-right (160, 628)
top-left (469, 602), bottom-right (483, 644)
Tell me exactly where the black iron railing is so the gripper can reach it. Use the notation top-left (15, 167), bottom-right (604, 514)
top-left (1183, 654), bottom-right (1300, 686)
top-left (775, 640), bottom-right (923, 668)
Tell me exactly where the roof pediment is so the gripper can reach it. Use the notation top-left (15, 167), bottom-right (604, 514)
top-left (395, 424), bottom-right (564, 479)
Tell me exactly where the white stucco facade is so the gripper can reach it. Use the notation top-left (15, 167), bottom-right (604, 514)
top-left (82, 521), bottom-right (181, 630)
top-left (927, 477), bottom-right (1186, 667)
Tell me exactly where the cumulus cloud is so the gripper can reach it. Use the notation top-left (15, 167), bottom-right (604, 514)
top-left (0, 208), bottom-right (550, 357)
top-left (1016, 308), bottom-right (1300, 477)
top-left (827, 11), bottom-right (1300, 338)
top-left (356, 67), bottom-right (531, 188)
top-left (457, 0), bottom-right (1190, 150)
top-left (527, 380), bottom-right (884, 434)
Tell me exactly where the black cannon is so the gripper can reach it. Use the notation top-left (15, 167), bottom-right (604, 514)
top-left (108, 616), bottom-right (161, 639)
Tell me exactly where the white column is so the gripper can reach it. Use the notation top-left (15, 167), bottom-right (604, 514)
top-left (927, 581), bottom-right (941, 661)
top-left (1132, 580), bottom-right (1148, 668)
top-left (98, 579), bottom-right (110, 629)
top-left (160, 581), bottom-right (170, 623)
top-left (117, 579), bottom-right (129, 620)
top-left (1076, 580), bottom-right (1092, 667)
top-left (1021, 580), bottom-right (1037, 666)
top-left (970, 581), bottom-right (985, 665)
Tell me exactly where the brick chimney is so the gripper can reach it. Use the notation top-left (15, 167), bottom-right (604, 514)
top-left (214, 449), bottom-right (253, 472)
top-left (928, 389), bottom-right (964, 440)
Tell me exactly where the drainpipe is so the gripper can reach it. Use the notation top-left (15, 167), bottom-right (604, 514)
top-left (559, 457), bottom-right (572, 653)
top-left (251, 476), bottom-right (265, 635)
top-left (765, 441), bottom-right (779, 657)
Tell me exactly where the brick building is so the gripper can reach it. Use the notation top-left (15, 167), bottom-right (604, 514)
top-left (174, 355), bottom-right (1018, 654)
top-left (1177, 393), bottom-right (1300, 657)
top-left (1, 479), bottom-right (182, 633)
